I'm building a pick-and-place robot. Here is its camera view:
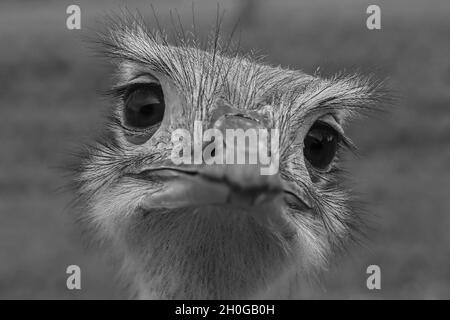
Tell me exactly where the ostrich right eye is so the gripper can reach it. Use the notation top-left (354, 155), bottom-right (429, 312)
top-left (124, 84), bottom-right (165, 129)
top-left (304, 121), bottom-right (340, 170)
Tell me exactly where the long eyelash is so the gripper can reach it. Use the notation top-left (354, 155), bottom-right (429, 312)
top-left (339, 134), bottom-right (358, 154)
top-left (106, 83), bottom-right (154, 100)
top-left (313, 120), bottom-right (357, 155)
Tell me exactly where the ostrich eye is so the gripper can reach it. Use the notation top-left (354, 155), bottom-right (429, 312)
top-left (304, 121), bottom-right (340, 170)
top-left (124, 84), bottom-right (165, 129)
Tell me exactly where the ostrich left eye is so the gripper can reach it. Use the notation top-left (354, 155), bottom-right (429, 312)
top-left (124, 83), bottom-right (165, 129)
top-left (304, 121), bottom-right (340, 170)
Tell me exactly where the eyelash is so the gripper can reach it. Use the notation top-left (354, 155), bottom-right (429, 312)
top-left (109, 83), bottom-right (151, 101)
top-left (314, 120), bottom-right (356, 154)
top-left (338, 134), bottom-right (357, 154)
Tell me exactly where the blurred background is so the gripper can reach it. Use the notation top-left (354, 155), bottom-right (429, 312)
top-left (0, 0), bottom-right (449, 299)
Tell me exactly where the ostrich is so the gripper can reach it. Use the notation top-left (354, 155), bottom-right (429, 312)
top-left (70, 14), bottom-right (385, 299)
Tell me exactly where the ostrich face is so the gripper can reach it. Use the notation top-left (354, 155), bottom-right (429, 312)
top-left (73, 18), bottom-right (383, 299)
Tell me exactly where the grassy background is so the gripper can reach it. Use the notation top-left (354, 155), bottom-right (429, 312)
top-left (0, 0), bottom-right (449, 299)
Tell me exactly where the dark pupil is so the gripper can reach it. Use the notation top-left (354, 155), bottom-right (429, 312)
top-left (304, 122), bottom-right (339, 169)
top-left (125, 84), bottom-right (165, 128)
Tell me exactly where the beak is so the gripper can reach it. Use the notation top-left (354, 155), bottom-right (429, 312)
top-left (139, 163), bottom-right (284, 210)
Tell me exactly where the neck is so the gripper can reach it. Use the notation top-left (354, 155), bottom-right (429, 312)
top-left (120, 207), bottom-right (301, 299)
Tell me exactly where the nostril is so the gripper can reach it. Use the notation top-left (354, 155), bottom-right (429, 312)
top-left (211, 148), bottom-right (216, 157)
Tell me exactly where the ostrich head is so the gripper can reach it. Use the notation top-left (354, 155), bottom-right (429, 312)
top-left (71, 15), bottom-right (385, 299)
